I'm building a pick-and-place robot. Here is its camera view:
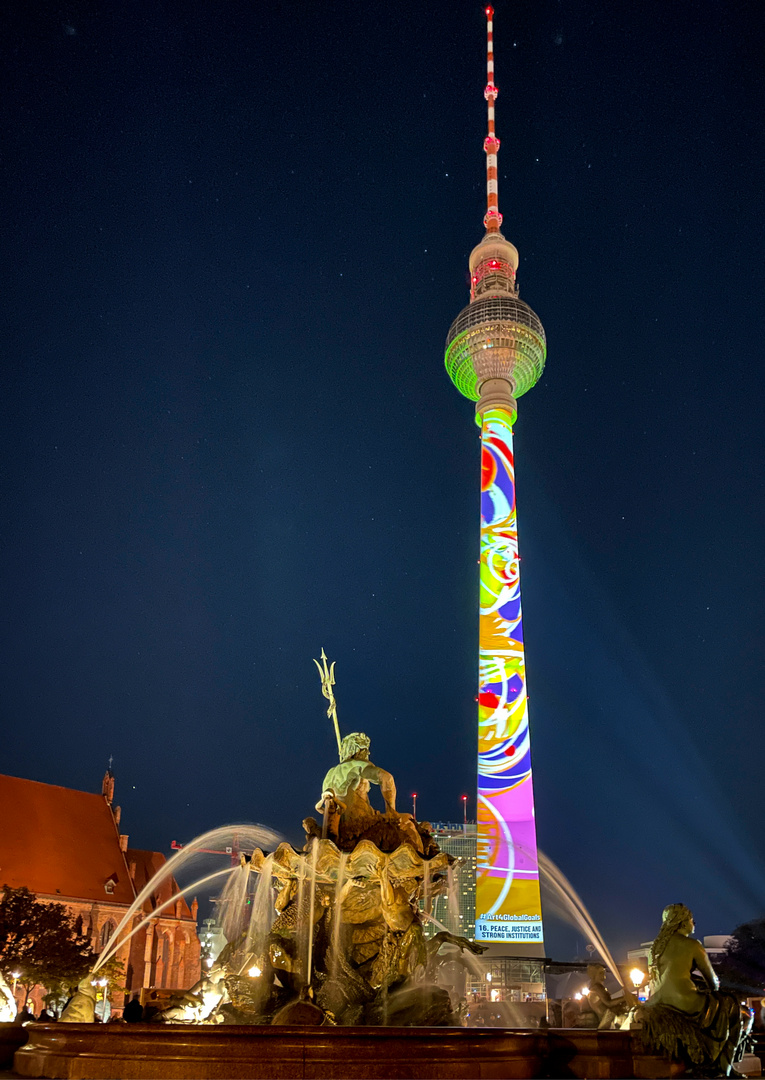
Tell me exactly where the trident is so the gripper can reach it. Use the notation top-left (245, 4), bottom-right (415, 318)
top-left (313, 648), bottom-right (342, 758)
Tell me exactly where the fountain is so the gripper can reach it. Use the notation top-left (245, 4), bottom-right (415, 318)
top-left (137, 722), bottom-right (489, 1030)
top-left (14, 701), bottom-right (554, 1077)
top-left (11, 659), bottom-right (751, 1078)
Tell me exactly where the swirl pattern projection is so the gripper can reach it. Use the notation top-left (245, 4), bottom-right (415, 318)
top-left (476, 407), bottom-right (543, 944)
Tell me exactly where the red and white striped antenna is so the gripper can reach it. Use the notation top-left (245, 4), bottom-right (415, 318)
top-left (483, 6), bottom-right (502, 233)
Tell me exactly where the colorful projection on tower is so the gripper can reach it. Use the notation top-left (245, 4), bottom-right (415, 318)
top-left (475, 406), bottom-right (544, 945)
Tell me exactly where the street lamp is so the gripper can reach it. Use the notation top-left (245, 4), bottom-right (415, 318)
top-left (11, 972), bottom-right (21, 997)
top-left (91, 977), bottom-right (108, 1021)
top-left (630, 968), bottom-right (647, 999)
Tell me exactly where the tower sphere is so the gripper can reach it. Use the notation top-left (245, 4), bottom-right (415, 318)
top-left (445, 232), bottom-right (546, 408)
top-left (445, 294), bottom-right (546, 404)
top-left (445, 231), bottom-right (546, 406)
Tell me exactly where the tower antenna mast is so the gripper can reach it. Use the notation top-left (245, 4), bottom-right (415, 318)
top-left (483, 6), bottom-right (502, 233)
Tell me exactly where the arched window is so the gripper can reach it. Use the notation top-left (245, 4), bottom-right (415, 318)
top-left (174, 941), bottom-right (186, 989)
top-left (154, 931), bottom-right (171, 986)
top-left (99, 921), bottom-right (116, 952)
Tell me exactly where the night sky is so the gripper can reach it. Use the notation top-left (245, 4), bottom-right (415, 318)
top-left (2, 0), bottom-right (764, 960)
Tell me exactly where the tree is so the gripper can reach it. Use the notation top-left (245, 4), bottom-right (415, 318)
top-left (0, 886), bottom-right (94, 1004)
top-left (715, 917), bottom-right (765, 995)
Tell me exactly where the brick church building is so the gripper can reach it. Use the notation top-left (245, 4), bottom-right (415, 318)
top-left (0, 769), bottom-right (201, 1013)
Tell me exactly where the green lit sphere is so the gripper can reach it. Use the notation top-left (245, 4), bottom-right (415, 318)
top-left (445, 295), bottom-right (546, 402)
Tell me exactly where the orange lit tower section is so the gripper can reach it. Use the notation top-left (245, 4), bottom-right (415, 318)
top-left (444, 6), bottom-right (546, 946)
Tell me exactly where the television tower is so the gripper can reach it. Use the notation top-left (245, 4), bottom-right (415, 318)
top-left (444, 6), bottom-right (545, 946)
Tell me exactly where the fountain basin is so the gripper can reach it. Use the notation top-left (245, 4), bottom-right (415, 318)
top-left (14, 1023), bottom-right (686, 1079)
top-left (13, 1023), bottom-right (542, 1079)
top-left (546, 1029), bottom-right (685, 1078)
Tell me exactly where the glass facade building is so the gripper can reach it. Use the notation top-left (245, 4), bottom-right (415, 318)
top-left (426, 822), bottom-right (546, 1014)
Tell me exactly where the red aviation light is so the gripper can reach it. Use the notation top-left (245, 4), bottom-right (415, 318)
top-left (485, 6), bottom-right (494, 16)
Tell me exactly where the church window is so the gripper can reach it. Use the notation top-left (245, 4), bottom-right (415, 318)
top-left (99, 921), bottom-right (116, 951)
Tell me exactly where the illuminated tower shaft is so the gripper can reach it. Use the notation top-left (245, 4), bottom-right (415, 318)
top-left (476, 407), bottom-right (542, 943)
top-left (445, 6), bottom-right (546, 946)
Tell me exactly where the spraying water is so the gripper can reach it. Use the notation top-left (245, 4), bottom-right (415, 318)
top-left (218, 862), bottom-right (251, 945)
top-left (422, 860), bottom-right (431, 916)
top-left (243, 854), bottom-right (275, 967)
top-left (305, 839), bottom-right (319, 989)
top-left (538, 850), bottom-right (621, 984)
top-left (94, 868), bottom-right (234, 972)
top-left (295, 854), bottom-right (307, 988)
top-left (93, 824), bottom-right (281, 973)
top-left (330, 851), bottom-right (348, 983)
top-left (446, 864), bottom-right (459, 923)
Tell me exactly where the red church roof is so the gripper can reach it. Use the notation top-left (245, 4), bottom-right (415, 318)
top-left (0, 773), bottom-right (135, 906)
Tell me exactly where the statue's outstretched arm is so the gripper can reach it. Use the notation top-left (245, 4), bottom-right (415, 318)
top-left (693, 940), bottom-right (719, 990)
top-left (377, 768), bottom-right (397, 814)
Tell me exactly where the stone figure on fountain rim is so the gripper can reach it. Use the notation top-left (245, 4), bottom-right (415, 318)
top-left (585, 963), bottom-right (636, 1030)
top-left (637, 903), bottom-right (753, 1078)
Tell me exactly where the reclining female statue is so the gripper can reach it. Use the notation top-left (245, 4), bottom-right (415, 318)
top-left (639, 903), bottom-right (751, 1077)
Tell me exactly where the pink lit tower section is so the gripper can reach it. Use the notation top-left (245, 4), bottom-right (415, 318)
top-left (444, 6), bottom-right (547, 945)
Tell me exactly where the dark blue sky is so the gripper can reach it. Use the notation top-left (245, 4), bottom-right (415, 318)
top-left (2, 0), bottom-right (764, 958)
